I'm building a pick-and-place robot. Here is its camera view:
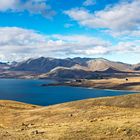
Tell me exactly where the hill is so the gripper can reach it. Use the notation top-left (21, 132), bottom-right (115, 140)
top-left (0, 93), bottom-right (140, 140)
top-left (11, 57), bottom-right (83, 73)
top-left (133, 63), bottom-right (140, 71)
top-left (86, 58), bottom-right (132, 72)
top-left (11, 57), bottom-right (134, 73)
top-left (39, 67), bottom-right (97, 79)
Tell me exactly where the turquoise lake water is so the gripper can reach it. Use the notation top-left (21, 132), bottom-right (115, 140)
top-left (0, 79), bottom-right (135, 106)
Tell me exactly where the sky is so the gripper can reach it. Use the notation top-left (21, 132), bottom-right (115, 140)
top-left (0, 0), bottom-right (140, 64)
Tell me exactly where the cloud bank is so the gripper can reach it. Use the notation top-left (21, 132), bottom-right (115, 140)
top-left (65, 0), bottom-right (140, 36)
top-left (0, 27), bottom-right (139, 62)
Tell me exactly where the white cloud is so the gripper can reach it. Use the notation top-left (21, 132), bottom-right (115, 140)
top-left (81, 46), bottom-right (109, 55)
top-left (0, 0), bottom-right (17, 11)
top-left (52, 34), bottom-right (110, 47)
top-left (0, 0), bottom-right (56, 18)
top-left (115, 41), bottom-right (140, 53)
top-left (0, 27), bottom-right (139, 62)
top-left (83, 0), bottom-right (96, 6)
top-left (65, 0), bottom-right (140, 36)
top-left (0, 27), bottom-right (111, 61)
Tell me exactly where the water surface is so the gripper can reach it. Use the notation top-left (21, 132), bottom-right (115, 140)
top-left (0, 79), bottom-right (135, 106)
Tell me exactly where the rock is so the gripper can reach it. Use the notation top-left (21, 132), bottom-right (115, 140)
top-left (116, 128), bottom-right (122, 133)
top-left (21, 123), bottom-right (34, 128)
top-left (21, 123), bottom-right (28, 127)
top-left (21, 128), bottom-right (25, 131)
top-left (123, 128), bottom-right (132, 135)
top-left (31, 130), bottom-right (45, 135)
top-left (90, 118), bottom-right (97, 122)
top-left (105, 132), bottom-right (112, 135)
top-left (93, 118), bottom-right (98, 121)
top-left (98, 119), bottom-right (103, 121)
top-left (28, 123), bottom-right (34, 128)
top-left (3, 131), bottom-right (11, 136)
top-left (105, 117), bottom-right (110, 119)
top-left (70, 114), bottom-right (73, 117)
top-left (22, 123), bottom-right (25, 126)
top-left (32, 130), bottom-right (39, 135)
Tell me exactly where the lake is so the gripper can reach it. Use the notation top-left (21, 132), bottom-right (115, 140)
top-left (0, 79), bottom-right (135, 106)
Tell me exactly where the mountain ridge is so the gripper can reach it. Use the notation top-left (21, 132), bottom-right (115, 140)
top-left (0, 57), bottom-right (139, 79)
top-left (10, 57), bottom-right (136, 73)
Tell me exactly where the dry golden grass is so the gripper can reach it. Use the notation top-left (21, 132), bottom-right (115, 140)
top-left (0, 93), bottom-right (140, 140)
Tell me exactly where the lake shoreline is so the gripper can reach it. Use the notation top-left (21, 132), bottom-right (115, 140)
top-left (41, 77), bottom-right (140, 92)
top-left (42, 83), bottom-right (139, 92)
top-left (42, 83), bottom-right (140, 92)
top-left (1, 78), bottom-right (135, 106)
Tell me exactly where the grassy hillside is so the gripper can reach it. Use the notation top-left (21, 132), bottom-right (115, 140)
top-left (0, 94), bottom-right (140, 140)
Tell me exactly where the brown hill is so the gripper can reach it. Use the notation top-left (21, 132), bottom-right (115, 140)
top-left (0, 93), bottom-right (140, 140)
top-left (86, 58), bottom-right (132, 72)
top-left (133, 63), bottom-right (140, 71)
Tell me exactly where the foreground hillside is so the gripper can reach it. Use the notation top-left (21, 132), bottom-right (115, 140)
top-left (0, 94), bottom-right (140, 140)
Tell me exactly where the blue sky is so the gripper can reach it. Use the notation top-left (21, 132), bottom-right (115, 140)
top-left (0, 0), bottom-right (140, 64)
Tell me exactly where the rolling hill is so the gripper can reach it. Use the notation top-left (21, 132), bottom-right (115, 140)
top-left (133, 63), bottom-right (140, 71)
top-left (0, 93), bottom-right (140, 140)
top-left (39, 67), bottom-right (97, 79)
top-left (86, 58), bottom-right (132, 72)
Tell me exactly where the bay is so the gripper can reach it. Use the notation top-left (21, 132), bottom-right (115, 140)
top-left (0, 79), bottom-right (135, 106)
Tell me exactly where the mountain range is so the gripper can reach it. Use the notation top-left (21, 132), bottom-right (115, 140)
top-left (0, 57), bottom-right (139, 79)
top-left (0, 62), bottom-right (10, 69)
